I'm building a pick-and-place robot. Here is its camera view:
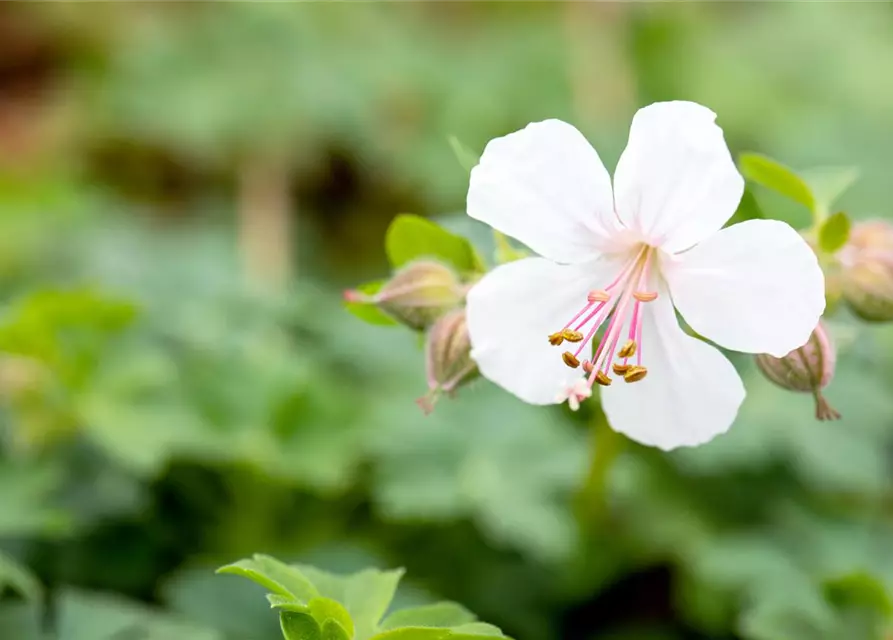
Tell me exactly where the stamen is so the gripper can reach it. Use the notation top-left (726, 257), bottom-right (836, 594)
top-left (633, 291), bottom-right (658, 302)
top-left (594, 371), bottom-right (612, 386)
top-left (562, 329), bottom-right (584, 342)
top-left (582, 360), bottom-right (594, 374)
top-left (612, 363), bottom-right (630, 375)
top-left (562, 351), bottom-right (580, 368)
top-left (548, 332), bottom-right (564, 346)
top-left (617, 340), bottom-right (637, 359)
top-left (623, 366), bottom-right (648, 383)
top-left (588, 290), bottom-right (610, 303)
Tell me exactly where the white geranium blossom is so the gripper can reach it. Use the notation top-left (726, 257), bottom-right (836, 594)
top-left (465, 101), bottom-right (825, 450)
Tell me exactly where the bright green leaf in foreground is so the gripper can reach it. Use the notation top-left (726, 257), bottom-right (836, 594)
top-left (218, 557), bottom-right (511, 640)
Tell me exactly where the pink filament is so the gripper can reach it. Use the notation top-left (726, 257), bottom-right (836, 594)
top-left (554, 245), bottom-right (656, 389)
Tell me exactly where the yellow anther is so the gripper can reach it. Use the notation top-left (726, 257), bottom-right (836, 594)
top-left (634, 291), bottom-right (658, 302)
top-left (562, 351), bottom-right (581, 369)
top-left (582, 360), bottom-right (594, 374)
top-left (588, 290), bottom-right (610, 303)
top-left (618, 340), bottom-right (637, 359)
top-left (562, 329), bottom-right (584, 343)
top-left (548, 332), bottom-right (564, 346)
top-left (594, 371), bottom-right (613, 386)
top-left (612, 363), bottom-right (630, 375)
top-left (623, 365), bottom-right (648, 383)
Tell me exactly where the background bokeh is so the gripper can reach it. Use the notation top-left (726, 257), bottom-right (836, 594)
top-left (2, 3), bottom-right (893, 639)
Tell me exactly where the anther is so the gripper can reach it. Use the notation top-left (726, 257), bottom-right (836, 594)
top-left (562, 351), bottom-right (580, 368)
top-left (623, 366), bottom-right (648, 383)
top-left (588, 290), bottom-right (610, 303)
top-left (633, 291), bottom-right (658, 302)
top-left (594, 371), bottom-right (613, 386)
top-left (548, 332), bottom-right (564, 346)
top-left (582, 360), bottom-right (594, 374)
top-left (562, 329), bottom-right (584, 342)
top-left (617, 340), bottom-right (637, 359)
top-left (612, 363), bottom-right (630, 375)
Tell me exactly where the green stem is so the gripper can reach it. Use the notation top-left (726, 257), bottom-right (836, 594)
top-left (576, 416), bottom-right (625, 530)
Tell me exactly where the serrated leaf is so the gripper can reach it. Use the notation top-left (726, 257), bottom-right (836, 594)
top-left (448, 622), bottom-right (507, 637)
top-left (381, 602), bottom-right (476, 630)
top-left (739, 153), bottom-right (815, 212)
top-left (268, 594), bottom-right (311, 614)
top-left (385, 214), bottom-right (482, 274)
top-left (344, 281), bottom-right (399, 327)
top-left (818, 212), bottom-right (851, 254)
top-left (448, 137), bottom-right (480, 174)
top-left (309, 597), bottom-right (355, 638)
top-left (322, 619), bottom-right (352, 640)
top-left (801, 167), bottom-right (859, 214)
top-left (281, 611), bottom-right (323, 640)
top-left (370, 628), bottom-right (449, 640)
top-left (298, 566), bottom-right (404, 640)
top-left (217, 555), bottom-right (318, 603)
top-left (0, 552), bottom-right (41, 601)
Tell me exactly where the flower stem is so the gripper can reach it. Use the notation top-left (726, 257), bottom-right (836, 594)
top-left (576, 414), bottom-right (625, 530)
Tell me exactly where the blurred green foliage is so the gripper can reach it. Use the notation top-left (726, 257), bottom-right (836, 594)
top-left (1, 3), bottom-right (893, 640)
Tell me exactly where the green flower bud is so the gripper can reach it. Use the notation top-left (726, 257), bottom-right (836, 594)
top-left (755, 322), bottom-right (840, 420)
top-left (345, 260), bottom-right (463, 330)
top-left (417, 309), bottom-right (478, 414)
top-left (840, 220), bottom-right (893, 322)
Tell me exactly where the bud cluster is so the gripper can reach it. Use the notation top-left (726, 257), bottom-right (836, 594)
top-left (345, 259), bottom-right (477, 413)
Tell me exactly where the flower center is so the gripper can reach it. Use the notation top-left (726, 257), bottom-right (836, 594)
top-left (547, 244), bottom-right (659, 390)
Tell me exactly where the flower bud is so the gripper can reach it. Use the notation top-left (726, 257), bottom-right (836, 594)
top-left (345, 260), bottom-right (463, 330)
top-left (416, 309), bottom-right (478, 414)
top-left (755, 322), bottom-right (840, 420)
top-left (839, 220), bottom-right (893, 322)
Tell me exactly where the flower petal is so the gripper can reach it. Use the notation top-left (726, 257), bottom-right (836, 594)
top-left (663, 219), bottom-right (825, 357)
top-left (601, 288), bottom-right (745, 450)
top-left (467, 120), bottom-right (617, 264)
top-left (467, 255), bottom-right (623, 405)
top-left (613, 101), bottom-right (744, 253)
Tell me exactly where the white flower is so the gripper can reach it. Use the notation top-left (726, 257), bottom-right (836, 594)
top-left (465, 101), bottom-right (825, 450)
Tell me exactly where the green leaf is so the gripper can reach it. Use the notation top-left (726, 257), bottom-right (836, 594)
top-left (817, 212), bottom-right (851, 254)
top-left (217, 555), bottom-right (319, 603)
top-left (382, 602), bottom-right (476, 630)
top-left (322, 619), bottom-right (352, 640)
top-left (448, 622), bottom-right (507, 637)
top-left (801, 167), bottom-right (860, 214)
top-left (299, 566), bottom-right (404, 640)
top-left (370, 628), bottom-right (449, 640)
top-left (824, 572), bottom-right (892, 616)
top-left (385, 214), bottom-right (482, 274)
top-left (0, 552), bottom-right (41, 601)
top-left (309, 597), bottom-right (355, 638)
top-left (343, 280), bottom-right (399, 327)
top-left (447, 137), bottom-right (480, 174)
top-left (268, 594), bottom-right (312, 613)
top-left (281, 611), bottom-right (323, 640)
top-left (739, 153), bottom-right (815, 212)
